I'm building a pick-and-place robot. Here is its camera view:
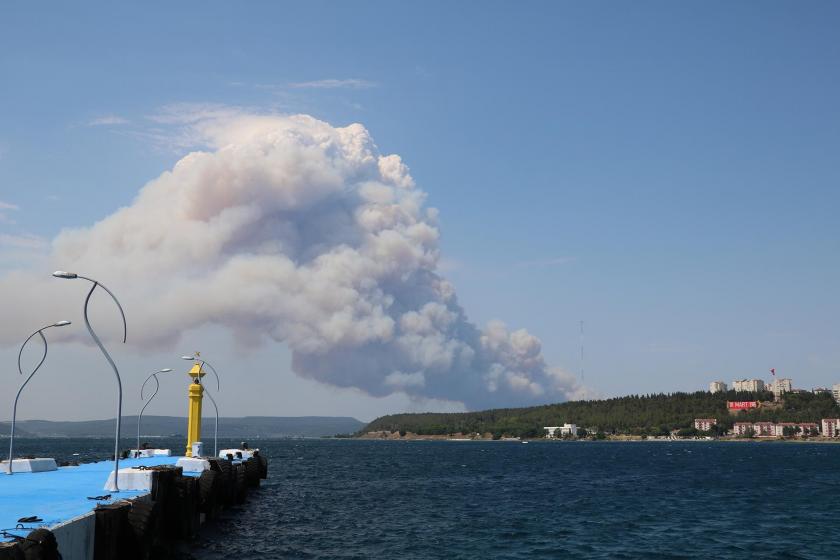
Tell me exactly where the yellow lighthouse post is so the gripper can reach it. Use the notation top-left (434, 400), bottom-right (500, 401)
top-left (185, 362), bottom-right (206, 457)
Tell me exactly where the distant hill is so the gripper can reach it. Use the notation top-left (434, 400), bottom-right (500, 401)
top-left (0, 415), bottom-right (364, 438)
top-left (363, 391), bottom-right (840, 438)
top-left (0, 422), bottom-right (35, 437)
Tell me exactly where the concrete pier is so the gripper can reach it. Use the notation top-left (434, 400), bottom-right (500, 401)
top-left (0, 450), bottom-right (267, 559)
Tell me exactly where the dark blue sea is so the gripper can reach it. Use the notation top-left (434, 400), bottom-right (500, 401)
top-left (9, 437), bottom-right (840, 559)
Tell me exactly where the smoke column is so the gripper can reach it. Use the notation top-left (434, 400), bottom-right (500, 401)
top-left (0, 112), bottom-right (586, 409)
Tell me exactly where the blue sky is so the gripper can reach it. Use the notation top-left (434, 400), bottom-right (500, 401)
top-left (1, 2), bottom-right (839, 421)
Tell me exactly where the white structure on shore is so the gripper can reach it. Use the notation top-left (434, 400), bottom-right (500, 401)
top-left (733, 421), bottom-right (820, 437)
top-left (768, 378), bottom-right (792, 399)
top-left (832, 384), bottom-right (840, 405)
top-left (821, 419), bottom-right (840, 437)
top-left (694, 418), bottom-right (718, 431)
top-left (732, 379), bottom-right (765, 393)
top-left (544, 424), bottom-right (578, 438)
top-left (709, 381), bottom-right (727, 394)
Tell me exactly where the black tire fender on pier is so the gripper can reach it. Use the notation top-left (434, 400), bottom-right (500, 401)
top-left (19, 528), bottom-right (60, 560)
top-left (127, 499), bottom-right (158, 543)
top-left (0, 541), bottom-right (24, 560)
top-left (234, 463), bottom-right (248, 503)
top-left (198, 468), bottom-right (220, 513)
top-left (255, 452), bottom-right (268, 479)
top-left (244, 457), bottom-right (260, 488)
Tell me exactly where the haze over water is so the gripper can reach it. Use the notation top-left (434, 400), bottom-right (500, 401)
top-left (15, 437), bottom-right (840, 558)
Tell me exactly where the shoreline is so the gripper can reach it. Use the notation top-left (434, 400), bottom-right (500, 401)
top-left (353, 434), bottom-right (840, 444)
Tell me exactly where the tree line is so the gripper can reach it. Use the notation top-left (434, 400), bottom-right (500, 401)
top-left (362, 390), bottom-right (840, 438)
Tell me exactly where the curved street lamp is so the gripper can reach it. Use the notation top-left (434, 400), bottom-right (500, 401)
top-left (53, 271), bottom-right (127, 491)
top-left (181, 355), bottom-right (221, 457)
top-left (5, 320), bottom-right (72, 474)
top-left (136, 368), bottom-right (173, 455)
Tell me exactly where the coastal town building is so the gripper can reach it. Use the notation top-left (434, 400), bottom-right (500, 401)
top-left (733, 421), bottom-right (820, 438)
top-left (709, 381), bottom-right (727, 394)
top-left (694, 418), bottom-right (718, 431)
top-left (772, 423), bottom-right (818, 437)
top-left (753, 422), bottom-right (775, 437)
top-left (821, 419), bottom-right (840, 437)
top-left (544, 424), bottom-right (578, 438)
top-left (833, 384), bottom-right (840, 405)
top-left (732, 379), bottom-right (765, 393)
top-left (768, 378), bottom-right (792, 400)
top-left (733, 422), bottom-right (754, 436)
top-left (812, 387), bottom-right (831, 395)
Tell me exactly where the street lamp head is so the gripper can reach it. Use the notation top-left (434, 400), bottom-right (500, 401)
top-left (181, 355), bottom-right (195, 361)
top-left (52, 271), bottom-right (78, 279)
top-left (53, 320), bottom-right (72, 327)
top-left (158, 368), bottom-right (173, 373)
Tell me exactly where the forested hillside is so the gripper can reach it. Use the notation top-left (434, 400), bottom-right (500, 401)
top-left (363, 391), bottom-right (840, 438)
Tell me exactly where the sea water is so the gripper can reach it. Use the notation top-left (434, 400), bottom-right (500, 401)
top-left (8, 437), bottom-right (840, 559)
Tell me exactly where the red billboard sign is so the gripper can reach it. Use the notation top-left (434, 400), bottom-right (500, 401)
top-left (727, 401), bottom-right (758, 410)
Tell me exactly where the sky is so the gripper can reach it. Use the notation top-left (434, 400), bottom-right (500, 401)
top-left (0, 2), bottom-right (838, 423)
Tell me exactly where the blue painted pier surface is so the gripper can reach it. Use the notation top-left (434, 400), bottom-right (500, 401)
top-left (0, 456), bottom-right (193, 541)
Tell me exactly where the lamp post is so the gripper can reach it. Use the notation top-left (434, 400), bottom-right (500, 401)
top-left (181, 355), bottom-right (221, 457)
top-left (136, 368), bottom-right (173, 454)
top-left (53, 271), bottom-right (127, 491)
top-left (5, 320), bottom-right (72, 474)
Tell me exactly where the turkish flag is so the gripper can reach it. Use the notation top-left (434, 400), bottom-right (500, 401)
top-left (770, 368), bottom-right (776, 376)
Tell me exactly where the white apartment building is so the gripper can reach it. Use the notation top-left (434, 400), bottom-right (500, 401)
top-left (694, 418), bottom-right (717, 431)
top-left (822, 419), bottom-right (840, 437)
top-left (734, 421), bottom-right (820, 437)
top-left (812, 387), bottom-right (831, 395)
top-left (772, 422), bottom-right (818, 437)
top-left (753, 422), bottom-right (775, 437)
top-left (732, 379), bottom-right (765, 393)
top-left (769, 378), bottom-right (792, 399)
top-left (733, 422), bottom-right (754, 436)
top-left (544, 424), bottom-right (578, 438)
top-left (833, 384), bottom-right (840, 404)
top-left (709, 381), bottom-right (727, 394)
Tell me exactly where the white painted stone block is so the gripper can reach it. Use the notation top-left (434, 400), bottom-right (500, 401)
top-left (219, 448), bottom-right (256, 460)
top-left (176, 457), bottom-right (211, 473)
top-left (129, 449), bottom-right (156, 458)
top-left (1, 458), bottom-right (58, 473)
top-left (104, 468), bottom-right (155, 491)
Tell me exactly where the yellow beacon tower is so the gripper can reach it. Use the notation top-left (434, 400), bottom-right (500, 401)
top-left (185, 361), bottom-right (206, 457)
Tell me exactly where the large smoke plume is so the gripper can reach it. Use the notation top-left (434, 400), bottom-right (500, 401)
top-left (0, 113), bottom-right (586, 409)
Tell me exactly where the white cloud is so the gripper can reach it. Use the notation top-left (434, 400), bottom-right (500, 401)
top-left (146, 102), bottom-right (246, 125)
top-left (0, 200), bottom-right (19, 224)
top-left (0, 111), bottom-right (586, 410)
top-left (87, 115), bottom-right (129, 126)
top-left (289, 79), bottom-right (377, 90)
